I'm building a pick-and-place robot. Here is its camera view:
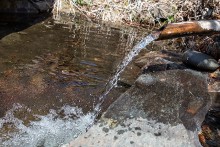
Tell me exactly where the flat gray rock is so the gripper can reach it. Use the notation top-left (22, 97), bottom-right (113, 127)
top-left (104, 69), bottom-right (210, 130)
top-left (65, 69), bottom-right (211, 147)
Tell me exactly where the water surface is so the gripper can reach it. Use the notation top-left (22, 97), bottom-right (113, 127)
top-left (0, 17), bottom-right (151, 146)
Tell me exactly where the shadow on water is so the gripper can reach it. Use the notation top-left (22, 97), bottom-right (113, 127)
top-left (0, 12), bottom-right (52, 39)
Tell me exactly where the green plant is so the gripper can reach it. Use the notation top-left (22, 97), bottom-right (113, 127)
top-left (74, 0), bottom-right (90, 6)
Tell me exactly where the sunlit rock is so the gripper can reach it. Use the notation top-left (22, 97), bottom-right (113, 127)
top-left (66, 117), bottom-right (198, 147)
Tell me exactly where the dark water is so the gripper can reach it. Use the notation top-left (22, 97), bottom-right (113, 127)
top-left (0, 17), bottom-right (149, 146)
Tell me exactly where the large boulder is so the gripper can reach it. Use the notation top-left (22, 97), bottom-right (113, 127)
top-left (104, 69), bottom-right (210, 131)
top-left (66, 69), bottom-right (211, 147)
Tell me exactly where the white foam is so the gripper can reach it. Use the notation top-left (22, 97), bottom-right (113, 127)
top-left (0, 104), bottom-right (95, 147)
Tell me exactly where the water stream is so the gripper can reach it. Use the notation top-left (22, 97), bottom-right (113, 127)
top-left (94, 34), bottom-right (156, 113)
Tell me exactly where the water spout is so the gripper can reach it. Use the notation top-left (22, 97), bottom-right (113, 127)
top-left (93, 34), bottom-right (157, 114)
top-left (154, 20), bottom-right (220, 40)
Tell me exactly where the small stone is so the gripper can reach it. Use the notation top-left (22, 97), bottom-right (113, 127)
top-left (135, 74), bottom-right (157, 88)
top-left (134, 127), bottom-right (141, 130)
top-left (117, 130), bottom-right (125, 135)
top-left (102, 127), bottom-right (109, 133)
top-left (154, 132), bottom-right (162, 136)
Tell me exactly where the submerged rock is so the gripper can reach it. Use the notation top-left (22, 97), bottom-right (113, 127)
top-left (135, 50), bottom-right (185, 74)
top-left (135, 50), bottom-right (183, 68)
top-left (182, 50), bottom-right (219, 71)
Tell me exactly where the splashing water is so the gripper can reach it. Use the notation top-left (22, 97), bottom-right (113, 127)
top-left (94, 34), bottom-right (156, 113)
top-left (0, 104), bottom-right (95, 147)
top-left (109, 34), bottom-right (156, 88)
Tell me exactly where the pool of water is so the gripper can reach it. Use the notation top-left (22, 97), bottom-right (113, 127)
top-left (0, 17), bottom-right (150, 146)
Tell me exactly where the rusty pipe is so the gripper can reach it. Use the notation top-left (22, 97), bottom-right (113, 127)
top-left (154, 20), bottom-right (220, 40)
